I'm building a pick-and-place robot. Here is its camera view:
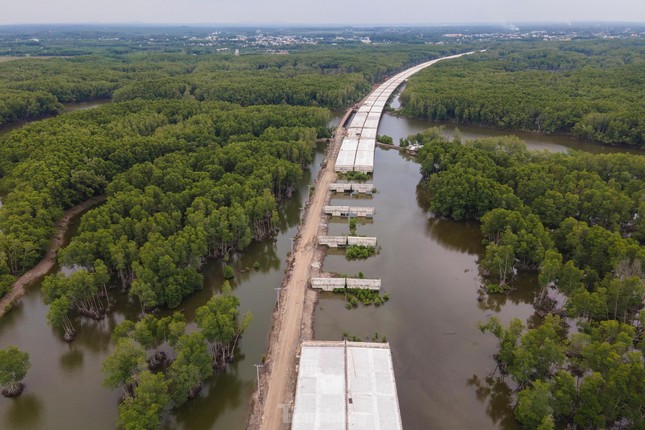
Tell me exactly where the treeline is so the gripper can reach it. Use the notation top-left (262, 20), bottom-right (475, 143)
top-left (0, 45), bottom-right (463, 126)
top-left (400, 40), bottom-right (645, 147)
top-left (113, 71), bottom-right (371, 109)
top-left (0, 100), bottom-right (329, 301)
top-left (480, 315), bottom-right (644, 429)
top-left (416, 130), bottom-right (644, 428)
top-left (0, 89), bottom-right (63, 126)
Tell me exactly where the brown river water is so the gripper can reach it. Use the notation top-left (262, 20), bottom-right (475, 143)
top-left (0, 105), bottom-right (639, 429)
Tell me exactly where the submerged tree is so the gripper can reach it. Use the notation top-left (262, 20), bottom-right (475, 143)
top-left (0, 346), bottom-right (30, 397)
top-left (480, 316), bottom-right (645, 429)
top-left (42, 260), bottom-right (112, 341)
top-left (168, 332), bottom-right (212, 405)
top-left (118, 370), bottom-right (170, 430)
top-left (195, 282), bottom-right (253, 368)
top-left (102, 338), bottom-right (147, 396)
top-left (113, 312), bottom-right (186, 370)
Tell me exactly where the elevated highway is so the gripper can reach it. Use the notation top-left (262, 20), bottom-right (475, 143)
top-left (336, 53), bottom-right (473, 174)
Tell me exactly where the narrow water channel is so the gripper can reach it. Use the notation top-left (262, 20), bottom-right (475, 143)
top-left (0, 99), bottom-right (112, 138)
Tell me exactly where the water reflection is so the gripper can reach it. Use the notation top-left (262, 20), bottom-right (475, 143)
top-left (425, 217), bottom-right (483, 255)
top-left (166, 359), bottom-right (251, 430)
top-left (59, 347), bottom-right (84, 374)
top-left (468, 375), bottom-right (516, 429)
top-left (476, 275), bottom-right (539, 314)
top-left (4, 393), bottom-right (43, 429)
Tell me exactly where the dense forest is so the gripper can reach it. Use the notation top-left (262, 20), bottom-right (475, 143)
top-left (99, 282), bottom-right (251, 429)
top-left (0, 44), bottom-right (464, 300)
top-left (0, 44), bottom-right (461, 127)
top-left (415, 129), bottom-right (645, 428)
top-left (0, 98), bottom-right (328, 301)
top-left (1, 33), bottom-right (644, 429)
top-left (0, 98), bottom-right (330, 424)
top-left (400, 40), bottom-right (645, 147)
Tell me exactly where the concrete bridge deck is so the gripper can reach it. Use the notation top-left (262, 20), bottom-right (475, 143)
top-left (292, 341), bottom-right (402, 430)
top-left (335, 52), bottom-right (474, 174)
top-left (311, 277), bottom-right (381, 291)
top-left (324, 205), bottom-right (375, 217)
top-left (318, 235), bottom-right (378, 248)
top-left (329, 183), bottom-right (375, 194)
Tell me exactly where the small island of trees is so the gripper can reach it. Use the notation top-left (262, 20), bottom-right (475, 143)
top-left (0, 346), bottom-right (30, 397)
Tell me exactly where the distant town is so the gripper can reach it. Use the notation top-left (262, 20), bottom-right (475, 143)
top-left (0, 23), bottom-right (642, 56)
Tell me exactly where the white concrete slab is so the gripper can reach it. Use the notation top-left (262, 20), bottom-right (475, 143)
top-left (360, 128), bottom-right (377, 139)
top-left (350, 112), bottom-right (369, 127)
top-left (363, 117), bottom-right (381, 129)
top-left (293, 342), bottom-right (402, 430)
top-left (340, 137), bottom-right (359, 151)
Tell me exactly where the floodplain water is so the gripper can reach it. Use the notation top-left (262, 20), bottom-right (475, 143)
top-left (312, 108), bottom-right (640, 429)
top-left (0, 134), bottom-right (326, 430)
top-left (0, 102), bottom-right (640, 429)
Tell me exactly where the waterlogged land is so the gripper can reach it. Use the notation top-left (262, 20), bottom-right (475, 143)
top-left (0, 140), bottom-right (327, 430)
top-left (0, 38), bottom-right (642, 430)
top-left (0, 104), bottom-right (639, 429)
top-left (315, 111), bottom-right (644, 429)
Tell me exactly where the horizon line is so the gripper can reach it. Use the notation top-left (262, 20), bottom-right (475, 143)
top-left (1, 20), bottom-right (644, 28)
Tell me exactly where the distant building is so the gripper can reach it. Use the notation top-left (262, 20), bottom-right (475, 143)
top-left (234, 49), bottom-right (240, 56)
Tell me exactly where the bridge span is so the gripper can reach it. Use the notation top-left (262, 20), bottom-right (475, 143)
top-left (336, 52), bottom-right (473, 174)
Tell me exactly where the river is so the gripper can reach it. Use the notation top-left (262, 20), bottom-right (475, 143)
top-left (0, 104), bottom-right (638, 429)
top-left (312, 110), bottom-right (641, 429)
top-left (0, 99), bottom-right (112, 138)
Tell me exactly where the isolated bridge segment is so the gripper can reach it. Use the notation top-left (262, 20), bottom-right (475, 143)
top-left (292, 341), bottom-right (403, 430)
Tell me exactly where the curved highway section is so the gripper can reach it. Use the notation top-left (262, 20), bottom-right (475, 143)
top-left (336, 52), bottom-right (474, 174)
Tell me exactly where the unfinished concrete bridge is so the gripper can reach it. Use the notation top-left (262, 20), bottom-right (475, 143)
top-left (335, 53), bottom-right (471, 174)
top-left (254, 51), bottom-right (474, 430)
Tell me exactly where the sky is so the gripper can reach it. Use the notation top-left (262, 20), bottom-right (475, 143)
top-left (1, 0), bottom-right (644, 26)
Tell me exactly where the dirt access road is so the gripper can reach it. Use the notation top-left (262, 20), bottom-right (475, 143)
top-left (253, 107), bottom-right (351, 430)
top-left (0, 195), bottom-right (105, 318)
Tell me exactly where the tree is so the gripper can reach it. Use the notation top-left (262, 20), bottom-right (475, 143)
top-left (102, 338), bottom-right (147, 395)
top-left (118, 371), bottom-right (170, 430)
top-left (223, 265), bottom-right (235, 280)
top-left (515, 380), bottom-right (553, 430)
top-left (168, 332), bottom-right (212, 405)
top-left (194, 284), bottom-right (253, 368)
top-left (481, 243), bottom-right (515, 288)
top-left (481, 316), bottom-right (645, 428)
top-left (0, 346), bottom-right (30, 397)
top-left (536, 250), bottom-right (562, 307)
